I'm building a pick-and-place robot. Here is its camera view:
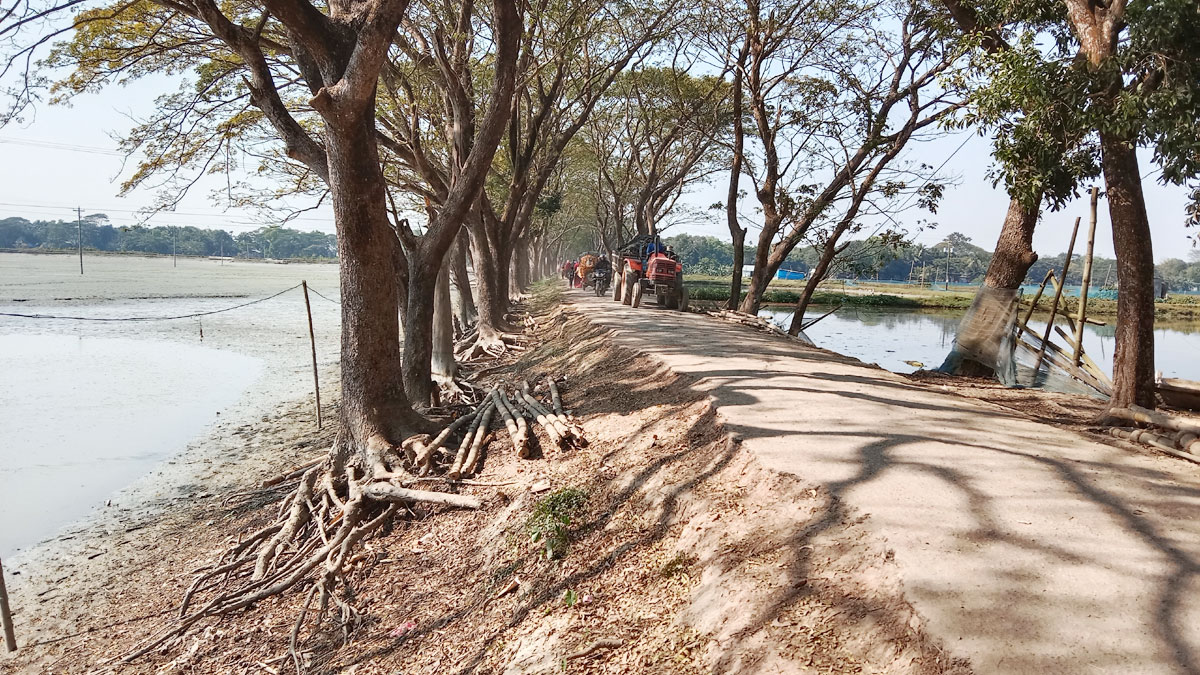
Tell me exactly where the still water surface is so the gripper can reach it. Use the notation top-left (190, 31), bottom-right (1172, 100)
top-left (0, 334), bottom-right (261, 558)
top-left (761, 307), bottom-right (1200, 381)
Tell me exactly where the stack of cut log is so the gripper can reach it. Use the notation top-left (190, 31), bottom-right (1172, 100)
top-left (706, 310), bottom-right (814, 346)
top-left (420, 376), bottom-right (585, 479)
top-left (1106, 405), bottom-right (1200, 464)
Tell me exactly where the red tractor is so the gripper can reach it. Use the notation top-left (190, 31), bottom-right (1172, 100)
top-left (610, 234), bottom-right (689, 311)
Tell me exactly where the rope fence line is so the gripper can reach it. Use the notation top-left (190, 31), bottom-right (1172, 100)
top-left (306, 286), bottom-right (341, 305)
top-left (0, 283), bottom-right (307, 322)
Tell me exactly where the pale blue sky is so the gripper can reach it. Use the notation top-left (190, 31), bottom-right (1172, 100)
top-left (1, 79), bottom-right (1195, 262)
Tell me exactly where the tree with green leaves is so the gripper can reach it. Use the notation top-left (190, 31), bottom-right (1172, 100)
top-left (955, 0), bottom-right (1200, 408)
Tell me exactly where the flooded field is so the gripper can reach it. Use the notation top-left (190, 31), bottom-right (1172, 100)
top-left (762, 305), bottom-right (1200, 381)
top-left (0, 252), bottom-right (341, 558)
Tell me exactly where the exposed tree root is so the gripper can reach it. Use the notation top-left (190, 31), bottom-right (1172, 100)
top-left (455, 329), bottom-right (529, 361)
top-left (119, 394), bottom-right (509, 668)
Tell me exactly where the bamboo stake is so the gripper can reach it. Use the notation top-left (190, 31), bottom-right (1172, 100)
top-left (1032, 217), bottom-right (1082, 381)
top-left (1073, 187), bottom-right (1099, 367)
top-left (0, 557), bottom-right (16, 652)
top-left (301, 281), bottom-right (322, 429)
top-left (1108, 429), bottom-right (1200, 465)
top-left (1052, 325), bottom-right (1113, 389)
top-left (1020, 270), bottom-right (1054, 331)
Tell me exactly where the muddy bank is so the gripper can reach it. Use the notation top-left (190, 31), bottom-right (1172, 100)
top-left (1, 287), bottom-right (964, 674)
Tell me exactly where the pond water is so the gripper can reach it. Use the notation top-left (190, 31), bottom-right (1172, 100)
top-left (0, 334), bottom-right (261, 558)
top-left (761, 306), bottom-right (1200, 381)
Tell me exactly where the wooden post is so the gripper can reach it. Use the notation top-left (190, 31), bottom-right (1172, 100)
top-left (1073, 187), bottom-right (1099, 366)
top-left (0, 557), bottom-right (16, 652)
top-left (1032, 217), bottom-right (1082, 381)
top-left (301, 281), bottom-right (322, 429)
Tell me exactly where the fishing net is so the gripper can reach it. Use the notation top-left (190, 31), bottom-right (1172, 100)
top-left (939, 285), bottom-right (1020, 386)
top-left (939, 285), bottom-right (1107, 397)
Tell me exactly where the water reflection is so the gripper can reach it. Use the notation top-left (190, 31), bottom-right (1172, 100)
top-left (0, 334), bottom-right (261, 557)
top-left (761, 306), bottom-right (1200, 380)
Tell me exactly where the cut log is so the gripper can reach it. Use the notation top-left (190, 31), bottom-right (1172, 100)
top-left (492, 390), bottom-right (530, 458)
top-left (461, 401), bottom-right (497, 477)
top-left (449, 397), bottom-right (495, 478)
top-left (362, 483), bottom-right (482, 509)
top-left (1108, 428), bottom-right (1200, 466)
top-left (1107, 405), bottom-right (1200, 436)
top-left (547, 377), bottom-right (565, 416)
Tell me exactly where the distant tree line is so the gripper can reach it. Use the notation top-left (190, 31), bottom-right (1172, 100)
top-left (0, 215), bottom-right (337, 259)
top-left (665, 232), bottom-right (1200, 291)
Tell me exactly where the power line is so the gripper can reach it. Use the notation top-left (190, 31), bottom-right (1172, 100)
top-left (0, 200), bottom-right (330, 224)
top-left (305, 286), bottom-right (341, 304)
top-left (894, 133), bottom-right (974, 213)
top-left (0, 137), bottom-right (126, 156)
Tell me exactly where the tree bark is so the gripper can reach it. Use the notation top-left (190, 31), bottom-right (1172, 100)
top-left (726, 41), bottom-right (748, 312)
top-left (737, 221), bottom-right (778, 315)
top-left (431, 259), bottom-right (456, 386)
top-left (512, 235), bottom-right (531, 294)
top-left (327, 109), bottom-right (427, 452)
top-left (449, 231), bottom-right (477, 329)
top-left (1100, 132), bottom-right (1156, 408)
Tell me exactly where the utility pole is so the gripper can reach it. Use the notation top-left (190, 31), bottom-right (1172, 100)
top-left (76, 207), bottom-right (83, 275)
top-left (944, 245), bottom-right (953, 290)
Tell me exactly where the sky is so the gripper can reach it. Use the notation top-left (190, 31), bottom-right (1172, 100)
top-left (1, 77), bottom-right (1196, 262)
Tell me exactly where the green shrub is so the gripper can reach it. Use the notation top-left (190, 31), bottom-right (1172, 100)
top-left (525, 487), bottom-right (588, 559)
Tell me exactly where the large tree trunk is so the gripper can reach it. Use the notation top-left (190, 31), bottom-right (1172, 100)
top-left (449, 231), bottom-right (477, 330)
top-left (944, 197), bottom-right (1040, 377)
top-left (1100, 132), bottom-right (1156, 409)
top-left (513, 236), bottom-right (531, 294)
top-left (788, 235), bottom-right (841, 335)
top-left (431, 260), bottom-right (456, 386)
top-left (738, 219), bottom-right (780, 314)
top-left (726, 43), bottom-right (748, 311)
top-left (468, 222), bottom-right (514, 344)
top-left (327, 111), bottom-right (427, 457)
top-left (402, 261), bottom-right (439, 407)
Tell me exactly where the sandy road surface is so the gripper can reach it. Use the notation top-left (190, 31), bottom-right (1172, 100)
top-left (567, 289), bottom-right (1200, 675)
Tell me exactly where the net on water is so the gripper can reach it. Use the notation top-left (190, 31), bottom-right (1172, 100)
top-left (939, 285), bottom-right (1109, 397)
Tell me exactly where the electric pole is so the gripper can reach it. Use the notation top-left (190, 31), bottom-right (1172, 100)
top-left (944, 244), bottom-right (953, 291)
top-left (76, 207), bottom-right (83, 274)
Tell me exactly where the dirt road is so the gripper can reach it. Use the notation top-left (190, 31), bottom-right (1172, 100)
top-left (568, 289), bottom-right (1200, 675)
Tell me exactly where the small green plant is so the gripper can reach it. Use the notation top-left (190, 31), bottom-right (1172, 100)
top-left (525, 487), bottom-right (588, 559)
top-left (660, 552), bottom-right (698, 578)
top-left (563, 589), bottom-right (578, 607)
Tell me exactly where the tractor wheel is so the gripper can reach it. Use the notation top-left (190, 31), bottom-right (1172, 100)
top-left (678, 284), bottom-right (689, 312)
top-left (656, 292), bottom-right (665, 307)
top-left (664, 287), bottom-right (677, 309)
top-left (621, 268), bottom-right (635, 305)
top-left (613, 274), bottom-right (622, 301)
top-left (631, 280), bottom-right (643, 308)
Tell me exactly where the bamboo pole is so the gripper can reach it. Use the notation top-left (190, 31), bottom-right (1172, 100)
top-left (1020, 270), bottom-right (1054, 331)
top-left (0, 557), bottom-right (16, 652)
top-left (1032, 217), bottom-right (1082, 381)
top-left (1073, 187), bottom-right (1099, 366)
top-left (301, 281), bottom-right (322, 429)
